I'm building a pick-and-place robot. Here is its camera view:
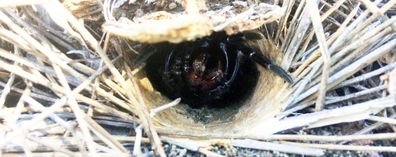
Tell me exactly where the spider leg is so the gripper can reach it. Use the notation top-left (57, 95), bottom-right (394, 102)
top-left (227, 31), bottom-right (265, 43)
top-left (208, 50), bottom-right (243, 97)
top-left (219, 42), bottom-right (229, 75)
top-left (240, 30), bottom-right (265, 40)
top-left (228, 30), bottom-right (294, 84)
top-left (248, 51), bottom-right (294, 84)
top-left (161, 47), bottom-right (181, 94)
top-left (227, 51), bottom-right (243, 84)
top-left (131, 45), bottom-right (156, 68)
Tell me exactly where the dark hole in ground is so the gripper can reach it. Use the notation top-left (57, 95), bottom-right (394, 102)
top-left (144, 33), bottom-right (260, 123)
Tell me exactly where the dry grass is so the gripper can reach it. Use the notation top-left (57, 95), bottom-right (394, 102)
top-left (0, 0), bottom-right (395, 156)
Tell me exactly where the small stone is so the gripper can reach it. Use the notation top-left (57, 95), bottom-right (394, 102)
top-left (168, 2), bottom-right (177, 9)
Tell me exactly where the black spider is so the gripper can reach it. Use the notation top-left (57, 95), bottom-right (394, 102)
top-left (142, 31), bottom-right (293, 107)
